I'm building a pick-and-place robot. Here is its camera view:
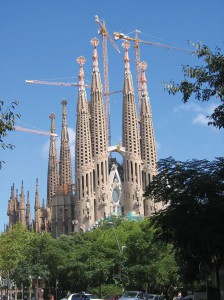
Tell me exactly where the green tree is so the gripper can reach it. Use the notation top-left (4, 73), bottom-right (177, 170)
top-left (0, 100), bottom-right (20, 168)
top-left (164, 43), bottom-right (224, 128)
top-left (124, 219), bottom-right (179, 294)
top-left (0, 223), bottom-right (32, 281)
top-left (0, 225), bottom-right (66, 298)
top-left (0, 224), bottom-right (33, 300)
top-left (144, 157), bottom-right (224, 288)
top-left (0, 219), bottom-right (182, 297)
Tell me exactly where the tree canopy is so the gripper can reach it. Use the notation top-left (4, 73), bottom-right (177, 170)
top-left (144, 157), bottom-right (224, 283)
top-left (0, 220), bottom-right (179, 299)
top-left (164, 42), bottom-right (224, 128)
top-left (0, 100), bottom-right (20, 168)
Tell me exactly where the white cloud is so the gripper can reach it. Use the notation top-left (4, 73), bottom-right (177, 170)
top-left (173, 102), bottom-right (203, 113)
top-left (174, 102), bottom-right (217, 127)
top-left (174, 102), bottom-right (216, 114)
top-left (40, 140), bottom-right (50, 159)
top-left (192, 113), bottom-right (208, 126)
top-left (68, 127), bottom-right (76, 160)
top-left (156, 140), bottom-right (161, 151)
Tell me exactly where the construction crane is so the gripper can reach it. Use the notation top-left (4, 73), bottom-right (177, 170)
top-left (25, 79), bottom-right (91, 88)
top-left (14, 126), bottom-right (58, 137)
top-left (114, 31), bottom-right (191, 115)
top-left (25, 80), bottom-right (121, 95)
top-left (95, 15), bottom-right (121, 147)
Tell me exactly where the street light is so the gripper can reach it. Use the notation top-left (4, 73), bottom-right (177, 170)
top-left (34, 276), bottom-right (41, 300)
top-left (28, 275), bottom-right (32, 300)
top-left (108, 222), bottom-right (126, 291)
top-left (55, 279), bottom-right (58, 300)
top-left (108, 222), bottom-right (122, 255)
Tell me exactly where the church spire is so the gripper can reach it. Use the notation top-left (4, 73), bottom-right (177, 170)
top-left (123, 41), bottom-right (135, 95)
top-left (35, 178), bottom-right (40, 210)
top-left (140, 61), bottom-right (158, 202)
top-left (19, 181), bottom-right (26, 226)
top-left (26, 191), bottom-right (31, 229)
top-left (122, 41), bottom-right (143, 215)
top-left (7, 183), bottom-right (18, 228)
top-left (58, 99), bottom-right (72, 194)
top-left (122, 41), bottom-right (140, 157)
top-left (75, 56), bottom-right (94, 231)
top-left (90, 38), bottom-right (109, 219)
top-left (91, 37), bottom-right (102, 91)
top-left (35, 178), bottom-right (41, 232)
top-left (11, 183), bottom-right (15, 198)
top-left (47, 113), bottom-right (59, 206)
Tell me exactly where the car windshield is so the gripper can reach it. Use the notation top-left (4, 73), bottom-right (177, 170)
top-left (89, 296), bottom-right (99, 299)
top-left (122, 292), bottom-right (138, 298)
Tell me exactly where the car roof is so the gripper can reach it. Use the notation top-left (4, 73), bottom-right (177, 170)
top-left (123, 291), bottom-right (142, 293)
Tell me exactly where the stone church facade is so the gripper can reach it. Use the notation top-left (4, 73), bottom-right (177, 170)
top-left (7, 38), bottom-right (163, 238)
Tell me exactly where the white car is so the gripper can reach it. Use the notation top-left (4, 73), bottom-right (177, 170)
top-left (67, 293), bottom-right (102, 300)
top-left (182, 292), bottom-right (207, 300)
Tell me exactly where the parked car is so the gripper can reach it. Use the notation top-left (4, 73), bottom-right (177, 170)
top-left (88, 295), bottom-right (103, 300)
top-left (67, 293), bottom-right (81, 300)
top-left (104, 295), bottom-right (120, 300)
top-left (118, 291), bottom-right (144, 300)
top-left (147, 295), bottom-right (161, 300)
top-left (182, 292), bottom-right (207, 300)
top-left (67, 293), bottom-right (102, 300)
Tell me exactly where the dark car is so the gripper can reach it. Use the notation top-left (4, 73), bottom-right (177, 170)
top-left (147, 295), bottom-right (161, 300)
top-left (104, 295), bottom-right (120, 300)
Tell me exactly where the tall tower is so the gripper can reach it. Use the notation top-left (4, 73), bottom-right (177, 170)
top-left (19, 181), bottom-right (26, 226)
top-left (51, 100), bottom-right (75, 237)
top-left (7, 35), bottom-right (162, 235)
top-left (47, 113), bottom-right (59, 207)
top-left (75, 56), bottom-right (95, 231)
top-left (58, 99), bottom-right (72, 193)
top-left (7, 184), bottom-right (19, 228)
top-left (25, 191), bottom-right (31, 228)
top-left (139, 61), bottom-right (158, 216)
top-left (34, 178), bottom-right (41, 232)
top-left (122, 41), bottom-right (143, 215)
top-left (90, 38), bottom-right (109, 220)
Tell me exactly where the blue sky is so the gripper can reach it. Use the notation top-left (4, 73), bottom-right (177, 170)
top-left (0, 0), bottom-right (223, 232)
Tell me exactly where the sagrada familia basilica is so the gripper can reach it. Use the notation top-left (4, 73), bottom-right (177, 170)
top-left (7, 38), bottom-right (164, 238)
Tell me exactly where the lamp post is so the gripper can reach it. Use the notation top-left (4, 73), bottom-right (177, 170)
top-left (108, 222), bottom-right (126, 291)
top-left (28, 276), bottom-right (31, 300)
top-left (34, 277), bottom-right (41, 300)
top-left (55, 280), bottom-right (58, 300)
top-left (108, 222), bottom-right (122, 255)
